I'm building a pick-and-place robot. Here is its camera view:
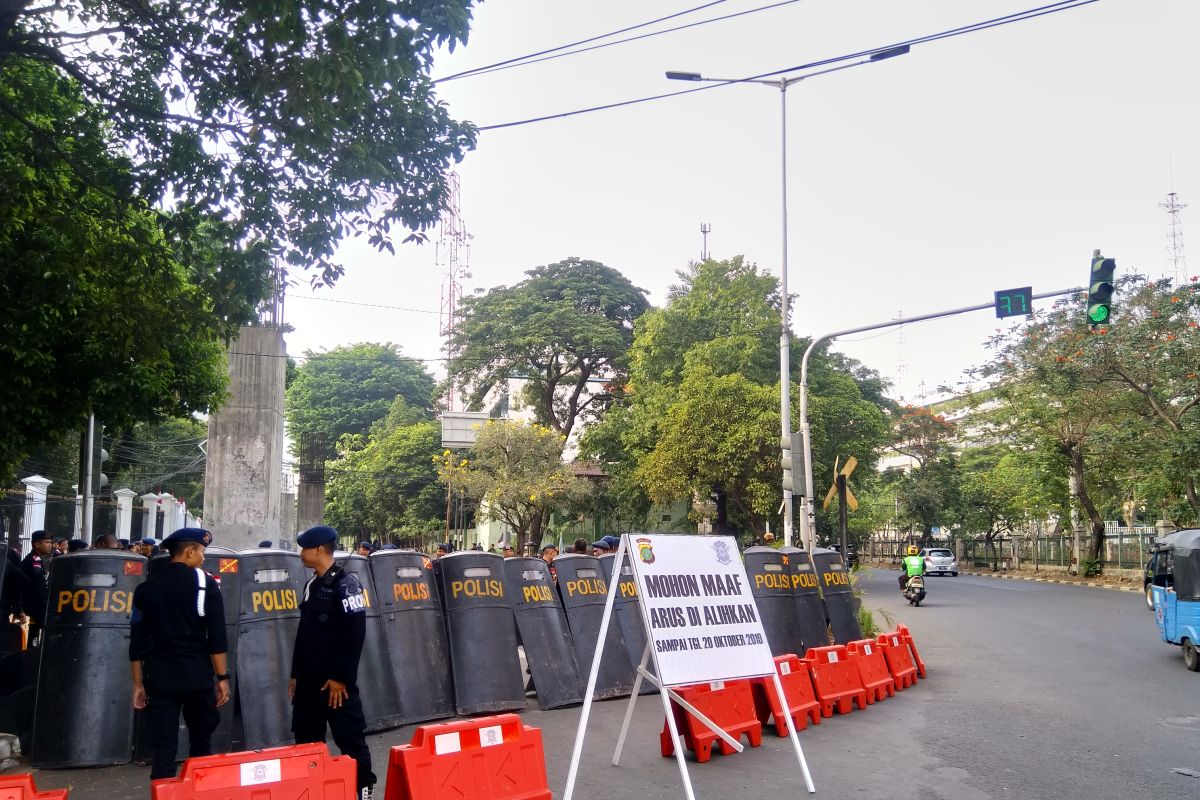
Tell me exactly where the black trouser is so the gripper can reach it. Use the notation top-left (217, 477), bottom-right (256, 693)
top-left (292, 680), bottom-right (375, 791)
top-left (147, 687), bottom-right (220, 780)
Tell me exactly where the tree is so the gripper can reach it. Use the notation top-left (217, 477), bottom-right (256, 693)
top-left (107, 417), bottom-right (211, 507)
top-left (286, 343), bottom-right (436, 461)
top-left (449, 258), bottom-right (650, 442)
top-left (0, 59), bottom-right (262, 483)
top-left (437, 420), bottom-right (590, 544)
top-left (1, 0), bottom-right (477, 284)
top-left (889, 406), bottom-right (957, 468)
top-left (325, 400), bottom-right (444, 542)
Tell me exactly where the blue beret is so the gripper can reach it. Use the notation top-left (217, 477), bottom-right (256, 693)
top-left (141, 538), bottom-right (158, 546)
top-left (297, 525), bottom-right (338, 548)
top-left (591, 540), bottom-right (611, 551)
top-left (163, 527), bottom-right (212, 546)
top-left (436, 542), bottom-right (451, 553)
top-left (602, 535), bottom-right (621, 548)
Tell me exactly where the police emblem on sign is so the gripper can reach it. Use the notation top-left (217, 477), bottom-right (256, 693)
top-left (712, 540), bottom-right (732, 566)
top-left (253, 764), bottom-right (266, 782)
top-left (636, 537), bottom-right (655, 564)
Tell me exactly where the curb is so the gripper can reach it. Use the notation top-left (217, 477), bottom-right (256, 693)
top-left (953, 569), bottom-right (1141, 594)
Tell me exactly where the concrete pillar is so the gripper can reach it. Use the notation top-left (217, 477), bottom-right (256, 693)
top-left (141, 493), bottom-right (160, 540)
top-left (280, 492), bottom-right (296, 543)
top-left (20, 475), bottom-right (52, 553)
top-left (296, 483), bottom-right (324, 535)
top-left (113, 488), bottom-right (136, 542)
top-left (204, 326), bottom-right (286, 550)
top-left (176, 500), bottom-right (187, 532)
top-left (72, 485), bottom-right (82, 539)
top-left (159, 493), bottom-right (178, 535)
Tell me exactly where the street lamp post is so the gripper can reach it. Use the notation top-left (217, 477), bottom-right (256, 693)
top-left (667, 46), bottom-right (908, 548)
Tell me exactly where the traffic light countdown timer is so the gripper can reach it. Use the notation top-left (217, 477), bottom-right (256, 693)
top-left (1087, 254), bottom-right (1116, 327)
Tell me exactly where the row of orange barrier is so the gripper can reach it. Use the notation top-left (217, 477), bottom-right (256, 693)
top-left (661, 625), bottom-right (926, 763)
top-left (0, 626), bottom-right (924, 798)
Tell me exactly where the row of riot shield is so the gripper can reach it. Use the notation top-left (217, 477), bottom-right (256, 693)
top-left (743, 545), bottom-right (863, 659)
top-left (28, 547), bottom-right (654, 769)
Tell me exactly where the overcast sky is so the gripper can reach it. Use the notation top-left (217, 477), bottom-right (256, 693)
top-left (283, 0), bottom-right (1197, 405)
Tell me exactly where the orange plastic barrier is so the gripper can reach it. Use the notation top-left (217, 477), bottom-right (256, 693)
top-left (876, 631), bottom-right (918, 689)
top-left (749, 655), bottom-right (822, 736)
top-left (660, 680), bottom-right (763, 763)
top-left (383, 714), bottom-right (551, 800)
top-left (0, 773), bottom-right (69, 799)
top-left (894, 624), bottom-right (927, 678)
top-left (800, 645), bottom-right (868, 717)
top-left (150, 743), bottom-right (355, 800)
top-left (845, 639), bottom-right (896, 703)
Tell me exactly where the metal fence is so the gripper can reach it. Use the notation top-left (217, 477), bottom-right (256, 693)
top-left (866, 527), bottom-right (1160, 571)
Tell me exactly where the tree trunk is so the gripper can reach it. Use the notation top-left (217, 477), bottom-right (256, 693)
top-left (1186, 476), bottom-right (1200, 517)
top-left (1066, 444), bottom-right (1106, 568)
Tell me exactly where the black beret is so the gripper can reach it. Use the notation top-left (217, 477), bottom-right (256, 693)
top-left (30, 530), bottom-right (50, 542)
top-left (297, 525), bottom-right (338, 548)
top-left (435, 542), bottom-right (451, 553)
top-left (258, 540), bottom-right (273, 548)
top-left (67, 539), bottom-right (88, 552)
top-left (163, 527), bottom-right (213, 547)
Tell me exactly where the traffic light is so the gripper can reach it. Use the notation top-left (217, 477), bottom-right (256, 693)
top-left (780, 432), bottom-right (805, 494)
top-left (1087, 254), bottom-right (1116, 327)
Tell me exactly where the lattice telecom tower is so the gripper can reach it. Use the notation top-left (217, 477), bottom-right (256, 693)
top-left (1160, 191), bottom-right (1188, 286)
top-left (438, 172), bottom-right (471, 411)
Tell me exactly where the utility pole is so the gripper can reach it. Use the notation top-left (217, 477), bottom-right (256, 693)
top-left (700, 222), bottom-right (711, 260)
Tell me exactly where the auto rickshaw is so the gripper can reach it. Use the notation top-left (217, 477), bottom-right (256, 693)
top-left (1150, 528), bottom-right (1200, 671)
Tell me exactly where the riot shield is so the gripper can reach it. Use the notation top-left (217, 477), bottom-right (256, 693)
top-left (597, 552), bottom-right (656, 694)
top-left (554, 554), bottom-right (635, 700)
top-left (371, 550), bottom-right (454, 724)
top-left (235, 549), bottom-right (304, 749)
top-left (743, 546), bottom-right (806, 657)
top-left (504, 557), bottom-right (583, 709)
top-left (812, 547), bottom-right (862, 643)
top-left (337, 553), bottom-right (403, 731)
top-left (436, 551), bottom-right (525, 715)
top-left (784, 547), bottom-right (832, 655)
top-left (32, 551), bottom-right (146, 767)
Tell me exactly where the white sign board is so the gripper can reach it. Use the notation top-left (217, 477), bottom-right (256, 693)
top-left (627, 534), bottom-right (776, 687)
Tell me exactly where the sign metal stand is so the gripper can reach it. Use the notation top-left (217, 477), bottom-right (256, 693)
top-left (563, 534), bottom-right (816, 800)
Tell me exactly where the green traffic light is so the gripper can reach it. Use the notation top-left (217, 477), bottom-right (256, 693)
top-left (1088, 304), bottom-right (1110, 323)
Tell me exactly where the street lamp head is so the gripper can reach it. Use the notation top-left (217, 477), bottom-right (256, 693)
top-left (665, 71), bottom-right (704, 81)
top-left (869, 45), bottom-right (910, 62)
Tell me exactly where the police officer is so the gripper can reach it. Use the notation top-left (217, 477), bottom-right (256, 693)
top-left (129, 527), bottom-right (230, 780)
top-left (20, 530), bottom-right (52, 644)
top-left (289, 525), bottom-right (375, 800)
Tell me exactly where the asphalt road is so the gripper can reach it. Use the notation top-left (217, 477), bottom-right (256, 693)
top-left (20, 568), bottom-right (1200, 799)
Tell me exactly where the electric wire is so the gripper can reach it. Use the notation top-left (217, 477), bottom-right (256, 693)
top-left (476, 0), bottom-right (1099, 132)
top-left (433, 0), bottom-right (732, 83)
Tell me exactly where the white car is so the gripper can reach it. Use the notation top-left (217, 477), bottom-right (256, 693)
top-left (920, 547), bottom-right (958, 576)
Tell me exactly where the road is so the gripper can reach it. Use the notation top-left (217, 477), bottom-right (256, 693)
top-left (22, 567), bottom-right (1200, 799)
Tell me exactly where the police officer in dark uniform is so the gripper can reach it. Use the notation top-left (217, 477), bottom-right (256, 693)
top-left (20, 530), bottom-right (52, 645)
top-left (289, 525), bottom-right (375, 800)
top-left (129, 527), bottom-right (230, 780)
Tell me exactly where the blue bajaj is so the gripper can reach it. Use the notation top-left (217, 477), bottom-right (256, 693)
top-left (1151, 529), bottom-right (1200, 672)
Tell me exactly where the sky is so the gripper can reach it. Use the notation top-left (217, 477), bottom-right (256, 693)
top-left (282, 0), bottom-right (1198, 406)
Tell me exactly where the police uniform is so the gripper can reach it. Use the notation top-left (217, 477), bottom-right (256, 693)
top-left (290, 525), bottom-right (375, 795)
top-left (129, 527), bottom-right (228, 780)
top-left (20, 531), bottom-right (52, 643)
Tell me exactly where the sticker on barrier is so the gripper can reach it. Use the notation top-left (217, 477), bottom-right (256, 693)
top-left (149, 743), bottom-right (356, 799)
top-left (800, 645), bottom-right (868, 717)
top-left (749, 655), bottom-right (822, 736)
top-left (660, 680), bottom-right (762, 763)
top-left (876, 632), bottom-right (919, 689)
top-left (384, 714), bottom-right (551, 800)
top-left (845, 640), bottom-right (896, 703)
top-left (0, 773), bottom-right (69, 799)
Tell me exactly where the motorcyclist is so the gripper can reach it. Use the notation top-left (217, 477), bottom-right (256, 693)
top-left (899, 545), bottom-right (925, 590)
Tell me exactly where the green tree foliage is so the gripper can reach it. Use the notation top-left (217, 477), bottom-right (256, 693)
top-left (325, 400), bottom-right (444, 542)
top-left (582, 257), bottom-right (889, 538)
top-left (107, 417), bottom-right (210, 507)
top-left (0, 59), bottom-right (262, 483)
top-left (285, 343), bottom-right (436, 461)
top-left (448, 258), bottom-right (650, 441)
top-left (438, 420), bottom-right (590, 543)
top-left (1, 0), bottom-right (477, 284)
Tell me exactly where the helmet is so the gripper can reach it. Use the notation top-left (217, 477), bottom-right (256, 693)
top-left (906, 545), bottom-right (920, 556)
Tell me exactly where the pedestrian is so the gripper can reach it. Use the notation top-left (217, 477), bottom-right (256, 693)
top-left (501, 544), bottom-right (515, 557)
top-left (572, 537), bottom-right (588, 554)
top-left (290, 525), bottom-right (375, 800)
top-left (129, 527), bottom-right (230, 781)
top-left (67, 539), bottom-right (88, 553)
top-left (355, 541), bottom-right (372, 557)
top-left (434, 542), bottom-right (450, 559)
top-left (51, 537), bottom-right (68, 557)
top-left (92, 533), bottom-right (119, 549)
top-left (20, 531), bottom-right (52, 645)
top-left (591, 539), bottom-right (611, 557)
top-left (118, 538), bottom-right (132, 551)
top-left (541, 545), bottom-right (558, 583)
top-left (3, 547), bottom-right (30, 650)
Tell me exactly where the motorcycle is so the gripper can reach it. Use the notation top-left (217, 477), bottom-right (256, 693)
top-left (903, 574), bottom-right (926, 607)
